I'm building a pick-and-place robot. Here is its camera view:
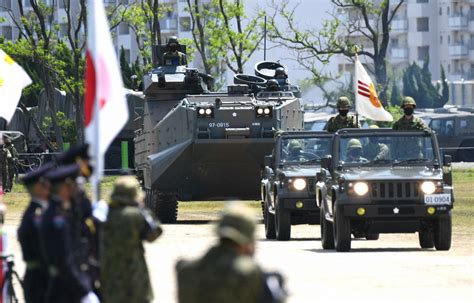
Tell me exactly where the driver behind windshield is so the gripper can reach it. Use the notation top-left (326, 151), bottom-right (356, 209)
top-left (285, 140), bottom-right (304, 161)
top-left (363, 125), bottom-right (390, 161)
top-left (345, 139), bottom-right (369, 163)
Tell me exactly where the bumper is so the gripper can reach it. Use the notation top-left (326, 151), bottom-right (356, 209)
top-left (280, 196), bottom-right (319, 211)
top-left (343, 204), bottom-right (452, 218)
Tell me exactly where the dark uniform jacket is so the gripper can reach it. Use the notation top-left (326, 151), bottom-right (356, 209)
top-left (40, 197), bottom-right (92, 303)
top-left (17, 198), bottom-right (48, 303)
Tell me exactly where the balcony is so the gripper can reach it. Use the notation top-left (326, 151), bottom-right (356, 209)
top-left (449, 15), bottom-right (468, 29)
top-left (391, 47), bottom-right (408, 59)
top-left (391, 19), bottom-right (408, 32)
top-left (449, 44), bottom-right (468, 58)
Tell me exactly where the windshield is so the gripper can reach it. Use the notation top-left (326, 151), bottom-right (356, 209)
top-left (338, 134), bottom-right (436, 166)
top-left (304, 121), bottom-right (327, 131)
top-left (281, 137), bottom-right (332, 164)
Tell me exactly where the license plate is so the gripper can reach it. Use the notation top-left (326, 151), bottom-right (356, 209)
top-left (424, 194), bottom-right (451, 205)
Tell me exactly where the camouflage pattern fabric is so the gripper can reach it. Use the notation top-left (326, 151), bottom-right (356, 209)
top-left (392, 116), bottom-right (430, 131)
top-left (363, 143), bottom-right (390, 161)
top-left (162, 51), bottom-right (187, 66)
top-left (176, 243), bottom-right (264, 303)
top-left (325, 114), bottom-right (360, 132)
top-left (101, 205), bottom-right (162, 303)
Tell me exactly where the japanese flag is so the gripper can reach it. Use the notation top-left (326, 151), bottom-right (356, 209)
top-left (354, 57), bottom-right (393, 122)
top-left (0, 49), bottom-right (32, 123)
top-left (85, 0), bottom-right (129, 196)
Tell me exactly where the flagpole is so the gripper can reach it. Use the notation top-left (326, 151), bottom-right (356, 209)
top-left (353, 45), bottom-right (360, 126)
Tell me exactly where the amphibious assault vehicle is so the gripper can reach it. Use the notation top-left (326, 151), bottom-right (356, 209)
top-left (134, 48), bottom-right (304, 222)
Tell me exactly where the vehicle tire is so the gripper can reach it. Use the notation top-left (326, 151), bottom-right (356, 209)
top-left (264, 199), bottom-right (276, 239)
top-left (418, 229), bottom-right (434, 248)
top-left (434, 214), bottom-right (452, 251)
top-left (333, 205), bottom-right (351, 252)
top-left (366, 232), bottom-right (380, 240)
top-left (275, 197), bottom-right (291, 241)
top-left (155, 192), bottom-right (178, 223)
top-left (320, 203), bottom-right (334, 249)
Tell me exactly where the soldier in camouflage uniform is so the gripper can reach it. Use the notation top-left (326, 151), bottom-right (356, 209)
top-left (162, 36), bottom-right (187, 66)
top-left (363, 125), bottom-right (390, 161)
top-left (392, 96), bottom-right (430, 131)
top-left (0, 137), bottom-right (17, 192)
top-left (101, 176), bottom-right (162, 303)
top-left (325, 97), bottom-right (360, 132)
top-left (345, 139), bottom-right (369, 163)
top-left (176, 203), bottom-right (286, 303)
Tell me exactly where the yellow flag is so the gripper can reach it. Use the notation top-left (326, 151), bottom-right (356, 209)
top-left (0, 49), bottom-right (32, 123)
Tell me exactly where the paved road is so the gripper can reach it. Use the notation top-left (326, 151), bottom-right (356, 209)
top-left (4, 214), bottom-right (473, 303)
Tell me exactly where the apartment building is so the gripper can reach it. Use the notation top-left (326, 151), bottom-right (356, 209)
top-left (0, 0), bottom-right (194, 64)
top-left (337, 0), bottom-right (474, 105)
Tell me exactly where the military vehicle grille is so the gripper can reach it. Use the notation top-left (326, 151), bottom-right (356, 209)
top-left (370, 181), bottom-right (420, 201)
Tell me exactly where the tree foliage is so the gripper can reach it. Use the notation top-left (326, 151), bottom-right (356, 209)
top-left (402, 61), bottom-right (449, 108)
top-left (269, 0), bottom-right (406, 105)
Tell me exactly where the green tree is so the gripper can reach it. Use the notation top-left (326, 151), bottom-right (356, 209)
top-left (390, 81), bottom-right (401, 106)
top-left (269, 0), bottom-right (406, 105)
top-left (42, 111), bottom-right (77, 145)
top-left (402, 61), bottom-right (449, 108)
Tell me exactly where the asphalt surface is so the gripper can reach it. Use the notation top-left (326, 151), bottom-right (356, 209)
top-left (4, 210), bottom-right (473, 303)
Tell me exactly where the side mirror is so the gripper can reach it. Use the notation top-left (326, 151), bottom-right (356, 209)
top-left (264, 155), bottom-right (273, 167)
top-left (443, 154), bottom-right (452, 166)
top-left (321, 155), bottom-right (332, 170)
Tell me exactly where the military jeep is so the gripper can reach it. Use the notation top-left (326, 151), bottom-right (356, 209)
top-left (316, 128), bottom-right (454, 252)
top-left (261, 131), bottom-right (333, 240)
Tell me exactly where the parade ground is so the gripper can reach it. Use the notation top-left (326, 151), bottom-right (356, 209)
top-left (3, 168), bottom-right (473, 303)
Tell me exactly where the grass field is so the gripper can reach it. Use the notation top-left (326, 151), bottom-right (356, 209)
top-left (2, 170), bottom-right (473, 231)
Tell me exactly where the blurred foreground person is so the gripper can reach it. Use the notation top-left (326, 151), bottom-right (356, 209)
top-left (17, 164), bottom-right (53, 303)
top-left (41, 164), bottom-right (98, 303)
top-left (101, 176), bottom-right (162, 303)
top-left (176, 203), bottom-right (287, 303)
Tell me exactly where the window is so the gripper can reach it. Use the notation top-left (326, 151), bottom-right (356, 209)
top-left (440, 35), bottom-right (443, 44)
top-left (448, 35), bottom-right (451, 44)
top-left (448, 7), bottom-right (450, 16)
top-left (460, 120), bottom-right (468, 130)
top-left (448, 64), bottom-right (451, 73)
top-left (118, 23), bottom-right (129, 35)
top-left (179, 17), bottom-right (191, 32)
top-left (23, 0), bottom-right (31, 7)
top-left (391, 38), bottom-right (399, 47)
top-left (439, 7), bottom-right (442, 16)
top-left (60, 23), bottom-right (68, 37)
top-left (470, 7), bottom-right (474, 20)
top-left (0, 0), bottom-right (11, 11)
top-left (1, 26), bottom-right (12, 40)
top-left (417, 46), bottom-right (429, 61)
top-left (417, 17), bottom-right (429, 32)
top-left (416, 0), bottom-right (428, 3)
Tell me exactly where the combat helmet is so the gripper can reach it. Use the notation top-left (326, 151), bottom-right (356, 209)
top-left (401, 96), bottom-right (416, 108)
top-left (347, 138), bottom-right (362, 150)
top-left (267, 79), bottom-right (280, 91)
top-left (336, 97), bottom-right (352, 109)
top-left (167, 36), bottom-right (180, 46)
top-left (216, 202), bottom-right (256, 245)
top-left (110, 176), bottom-right (145, 206)
top-left (288, 140), bottom-right (302, 152)
top-left (275, 67), bottom-right (287, 79)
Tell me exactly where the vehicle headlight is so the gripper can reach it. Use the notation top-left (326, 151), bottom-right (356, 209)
top-left (257, 108), bottom-right (264, 115)
top-left (293, 178), bottom-right (307, 191)
top-left (205, 108), bottom-right (213, 115)
top-left (198, 108), bottom-right (205, 115)
top-left (421, 181), bottom-right (436, 195)
top-left (353, 182), bottom-right (369, 196)
top-left (263, 108), bottom-right (271, 115)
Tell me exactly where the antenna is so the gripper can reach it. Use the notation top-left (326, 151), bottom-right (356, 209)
top-left (264, 15), bottom-right (267, 61)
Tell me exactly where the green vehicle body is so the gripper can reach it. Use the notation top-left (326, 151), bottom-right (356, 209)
top-left (316, 128), bottom-right (454, 252)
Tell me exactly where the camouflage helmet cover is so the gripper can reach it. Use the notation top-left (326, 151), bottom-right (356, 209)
top-left (401, 96), bottom-right (416, 108)
top-left (110, 176), bottom-right (145, 206)
top-left (267, 79), bottom-right (279, 89)
top-left (336, 97), bottom-right (352, 108)
top-left (167, 36), bottom-right (179, 46)
top-left (216, 202), bottom-right (256, 245)
top-left (288, 139), bottom-right (302, 150)
top-left (347, 138), bottom-right (363, 150)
